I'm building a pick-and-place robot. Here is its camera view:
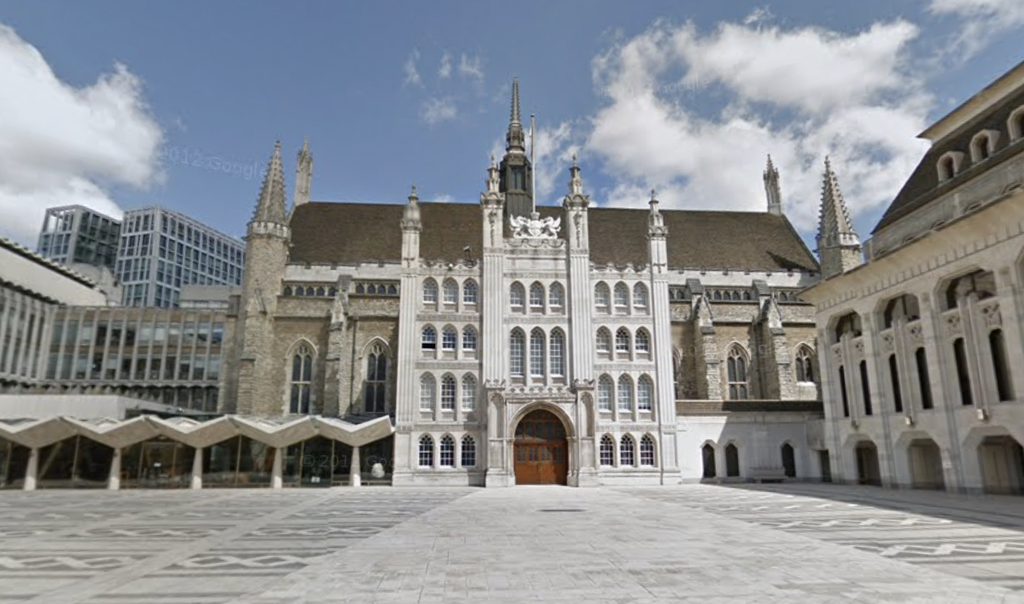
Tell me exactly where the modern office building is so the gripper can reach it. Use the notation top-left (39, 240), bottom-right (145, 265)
top-left (116, 207), bottom-right (246, 308)
top-left (36, 205), bottom-right (121, 272)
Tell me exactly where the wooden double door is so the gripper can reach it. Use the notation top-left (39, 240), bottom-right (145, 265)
top-left (513, 410), bottom-right (568, 485)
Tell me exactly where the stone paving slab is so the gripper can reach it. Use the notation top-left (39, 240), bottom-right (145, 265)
top-left (0, 485), bottom-right (1022, 603)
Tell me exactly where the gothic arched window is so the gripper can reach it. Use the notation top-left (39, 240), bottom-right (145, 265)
top-left (640, 434), bottom-right (656, 466)
top-left (510, 329), bottom-right (525, 377)
top-left (614, 283), bottom-right (630, 314)
top-left (440, 374), bottom-right (456, 410)
top-left (419, 374), bottom-right (436, 411)
top-left (635, 329), bottom-right (650, 355)
top-left (620, 434), bottom-right (636, 467)
top-left (461, 435), bottom-right (477, 467)
top-left (727, 346), bottom-right (749, 400)
top-left (422, 278), bottom-right (438, 307)
top-left (461, 326), bottom-right (477, 353)
top-left (289, 344), bottom-right (314, 414)
top-left (421, 326), bottom-right (437, 351)
top-left (529, 282), bottom-right (545, 312)
top-left (461, 374), bottom-right (477, 410)
top-left (418, 434), bottom-right (434, 467)
top-left (510, 282), bottom-right (525, 312)
top-left (598, 375), bottom-right (613, 411)
top-left (549, 282), bottom-right (565, 311)
top-left (596, 328), bottom-right (612, 356)
top-left (441, 326), bottom-right (457, 351)
top-left (637, 375), bottom-right (653, 411)
top-left (549, 328), bottom-right (566, 377)
top-left (615, 327), bottom-right (631, 357)
top-left (795, 345), bottom-right (814, 383)
top-left (595, 282), bottom-right (610, 313)
top-left (600, 434), bottom-right (615, 466)
top-left (529, 328), bottom-right (545, 377)
top-left (439, 435), bottom-right (455, 467)
top-left (633, 283), bottom-right (648, 312)
top-left (463, 279), bottom-right (478, 306)
top-left (364, 343), bottom-right (388, 413)
top-left (442, 279), bottom-right (458, 306)
top-left (617, 375), bottom-right (633, 411)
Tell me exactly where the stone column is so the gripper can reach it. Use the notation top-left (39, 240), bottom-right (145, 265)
top-left (191, 447), bottom-right (203, 489)
top-left (350, 446), bottom-right (361, 486)
top-left (108, 447), bottom-right (122, 490)
top-left (271, 447), bottom-right (283, 489)
top-left (24, 447), bottom-right (39, 491)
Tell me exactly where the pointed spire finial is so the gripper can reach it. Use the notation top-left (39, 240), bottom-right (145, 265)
top-left (764, 153), bottom-right (782, 216)
top-left (252, 141), bottom-right (288, 224)
top-left (648, 188), bottom-right (666, 235)
top-left (505, 77), bottom-right (526, 154)
top-left (816, 156), bottom-right (862, 276)
top-left (511, 76), bottom-right (521, 125)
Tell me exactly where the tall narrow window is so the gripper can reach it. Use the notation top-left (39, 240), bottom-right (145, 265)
top-left (600, 434), bottom-right (615, 466)
top-left (838, 366), bottom-right (850, 417)
top-left (635, 329), bottom-right (651, 355)
top-left (595, 283), bottom-right (610, 313)
top-left (441, 326), bottom-right (457, 351)
top-left (461, 435), bottom-right (476, 467)
top-left (617, 375), bottom-right (633, 411)
top-left (419, 374), bottom-right (436, 411)
top-left (530, 328), bottom-right (545, 377)
top-left (462, 326), bottom-right (477, 353)
top-left (418, 434), bottom-right (434, 467)
top-left (441, 375), bottom-right (456, 410)
top-left (442, 279), bottom-right (458, 306)
top-left (289, 344), bottom-right (313, 414)
top-left (529, 282), bottom-right (545, 313)
top-left (422, 278), bottom-right (438, 307)
top-left (461, 374), bottom-right (476, 410)
top-left (888, 354), bottom-right (903, 414)
top-left (727, 347), bottom-right (748, 400)
top-left (633, 283), bottom-right (649, 313)
top-left (620, 435), bottom-right (636, 467)
top-left (596, 328), bottom-right (612, 356)
top-left (990, 329), bottom-right (1014, 401)
top-left (859, 360), bottom-right (873, 416)
top-left (953, 338), bottom-right (973, 406)
top-left (421, 326), bottom-right (436, 351)
top-left (549, 329), bottom-right (565, 377)
top-left (795, 346), bottom-right (814, 382)
top-left (549, 282), bottom-right (565, 311)
top-left (916, 348), bottom-right (934, 410)
top-left (510, 282), bottom-right (525, 312)
top-left (364, 344), bottom-right (388, 413)
top-left (637, 375), bottom-right (653, 411)
top-left (510, 329), bottom-right (525, 377)
top-left (598, 375), bottom-right (613, 411)
top-left (640, 435), bottom-right (656, 466)
top-left (463, 280), bottom-right (478, 306)
top-left (439, 435), bottom-right (455, 467)
top-left (615, 328), bottom-right (631, 357)
top-left (614, 283), bottom-right (630, 314)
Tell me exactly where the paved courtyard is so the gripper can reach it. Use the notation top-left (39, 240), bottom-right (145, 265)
top-left (0, 485), bottom-right (1022, 603)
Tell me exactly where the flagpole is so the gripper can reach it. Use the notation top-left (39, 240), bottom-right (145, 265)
top-left (530, 113), bottom-right (536, 214)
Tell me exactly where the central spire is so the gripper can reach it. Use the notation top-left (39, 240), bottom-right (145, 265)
top-left (506, 77), bottom-right (526, 153)
top-left (499, 77), bottom-right (533, 218)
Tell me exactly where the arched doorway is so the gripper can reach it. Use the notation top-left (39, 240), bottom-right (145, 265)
top-left (702, 444), bottom-right (716, 479)
top-left (725, 444), bottom-right (740, 477)
top-left (513, 409), bottom-right (567, 485)
top-left (978, 436), bottom-right (1024, 495)
top-left (855, 441), bottom-right (882, 486)
top-left (908, 438), bottom-right (944, 490)
top-left (781, 443), bottom-right (796, 478)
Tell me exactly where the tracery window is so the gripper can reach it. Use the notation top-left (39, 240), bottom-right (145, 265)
top-left (615, 328), bottom-right (631, 356)
top-left (598, 375), bottom-right (613, 411)
top-left (462, 326), bottom-right (477, 352)
top-left (441, 375), bottom-right (456, 410)
top-left (461, 374), bottom-right (476, 410)
top-left (600, 434), bottom-right (615, 466)
top-left (637, 375), bottom-right (653, 411)
top-left (463, 280), bottom-right (478, 306)
top-left (439, 435), bottom-right (455, 467)
top-left (635, 329), bottom-right (650, 355)
top-left (419, 374), bottom-right (435, 410)
top-left (441, 326), bottom-right (457, 351)
top-left (595, 282), bottom-right (610, 313)
top-left (596, 328), bottom-right (612, 356)
top-left (617, 375), bottom-right (633, 411)
top-left (461, 435), bottom-right (476, 467)
top-left (795, 346), bottom-right (814, 383)
top-left (529, 282), bottom-right (545, 312)
top-left (510, 329), bottom-right (525, 377)
top-left (727, 346), bottom-right (749, 400)
top-left (442, 279), bottom-right (458, 306)
top-left (620, 435), bottom-right (636, 467)
top-left (640, 435), bottom-right (656, 466)
top-left (421, 326), bottom-right (436, 351)
top-left (614, 283), bottom-right (630, 314)
top-left (418, 434), bottom-right (434, 467)
top-left (289, 344), bottom-right (313, 414)
top-left (364, 343), bottom-right (388, 413)
top-left (633, 283), bottom-right (648, 313)
top-left (530, 328), bottom-right (545, 377)
top-left (549, 329), bottom-right (565, 377)
top-left (510, 282), bottom-right (525, 312)
top-left (549, 282), bottom-right (565, 311)
top-left (423, 278), bottom-right (438, 306)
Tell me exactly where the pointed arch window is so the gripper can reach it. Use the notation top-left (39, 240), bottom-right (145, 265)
top-left (463, 279), bottom-right (478, 306)
top-left (635, 329), bottom-right (651, 356)
top-left (990, 329), bottom-right (1014, 401)
top-left (549, 328), bottom-right (565, 377)
top-left (509, 329), bottom-right (525, 377)
top-left (510, 282), bottom-right (525, 312)
top-left (439, 435), bottom-right (455, 467)
top-left (421, 326), bottom-right (436, 351)
top-left (529, 328), bottom-right (545, 377)
top-left (461, 374), bottom-right (477, 410)
top-left (795, 346), bottom-right (814, 383)
top-left (316, 286), bottom-right (325, 297)
top-left (422, 278), bottom-right (438, 306)
top-left (640, 435), bottom-right (656, 466)
top-left (615, 328), bottom-right (631, 357)
top-left (461, 326), bottom-right (477, 353)
top-left (461, 435), bottom-right (476, 467)
top-left (595, 283), bottom-right (610, 313)
top-left (419, 374), bottom-right (436, 411)
top-left (1009, 106), bottom-right (1024, 142)
top-left (283, 285), bottom-right (293, 296)
top-left (364, 343), bottom-right (388, 413)
top-left (637, 375), bottom-right (653, 411)
top-left (617, 375), bottom-right (633, 411)
top-left (441, 326), bottom-right (457, 351)
top-left (529, 282), bottom-right (545, 312)
top-left (599, 434), bottom-right (615, 466)
top-left (614, 283), bottom-right (630, 314)
top-left (596, 328), bottom-right (612, 356)
top-left (418, 434), bottom-right (434, 467)
top-left (440, 374), bottom-right (456, 410)
top-left (953, 338), bottom-right (973, 407)
top-left (620, 435), bottom-right (636, 467)
top-left (442, 279), bottom-right (458, 306)
top-left (727, 346), bottom-right (749, 400)
top-left (289, 344), bottom-right (314, 414)
top-left (598, 375), bottom-right (613, 411)
top-left (633, 283), bottom-right (649, 313)
top-left (549, 282), bottom-right (565, 311)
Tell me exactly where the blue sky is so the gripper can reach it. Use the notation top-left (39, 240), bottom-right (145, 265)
top-left (0, 1), bottom-right (1022, 249)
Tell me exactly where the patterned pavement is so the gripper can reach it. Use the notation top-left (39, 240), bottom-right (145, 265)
top-left (0, 485), bottom-right (1022, 602)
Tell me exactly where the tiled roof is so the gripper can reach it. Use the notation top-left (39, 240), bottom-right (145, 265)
top-left (288, 201), bottom-right (818, 272)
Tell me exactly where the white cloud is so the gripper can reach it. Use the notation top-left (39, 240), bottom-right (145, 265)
top-left (586, 18), bottom-right (932, 235)
top-left (0, 23), bottom-right (163, 245)
top-left (438, 50), bottom-right (452, 79)
top-left (532, 122), bottom-right (580, 202)
top-left (929, 0), bottom-right (1024, 55)
top-left (458, 54), bottom-right (484, 81)
top-left (421, 97), bottom-right (457, 124)
top-left (404, 49), bottom-right (422, 86)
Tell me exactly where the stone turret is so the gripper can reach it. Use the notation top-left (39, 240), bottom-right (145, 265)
top-left (764, 155), bottom-right (782, 216)
top-left (816, 157), bottom-right (863, 279)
